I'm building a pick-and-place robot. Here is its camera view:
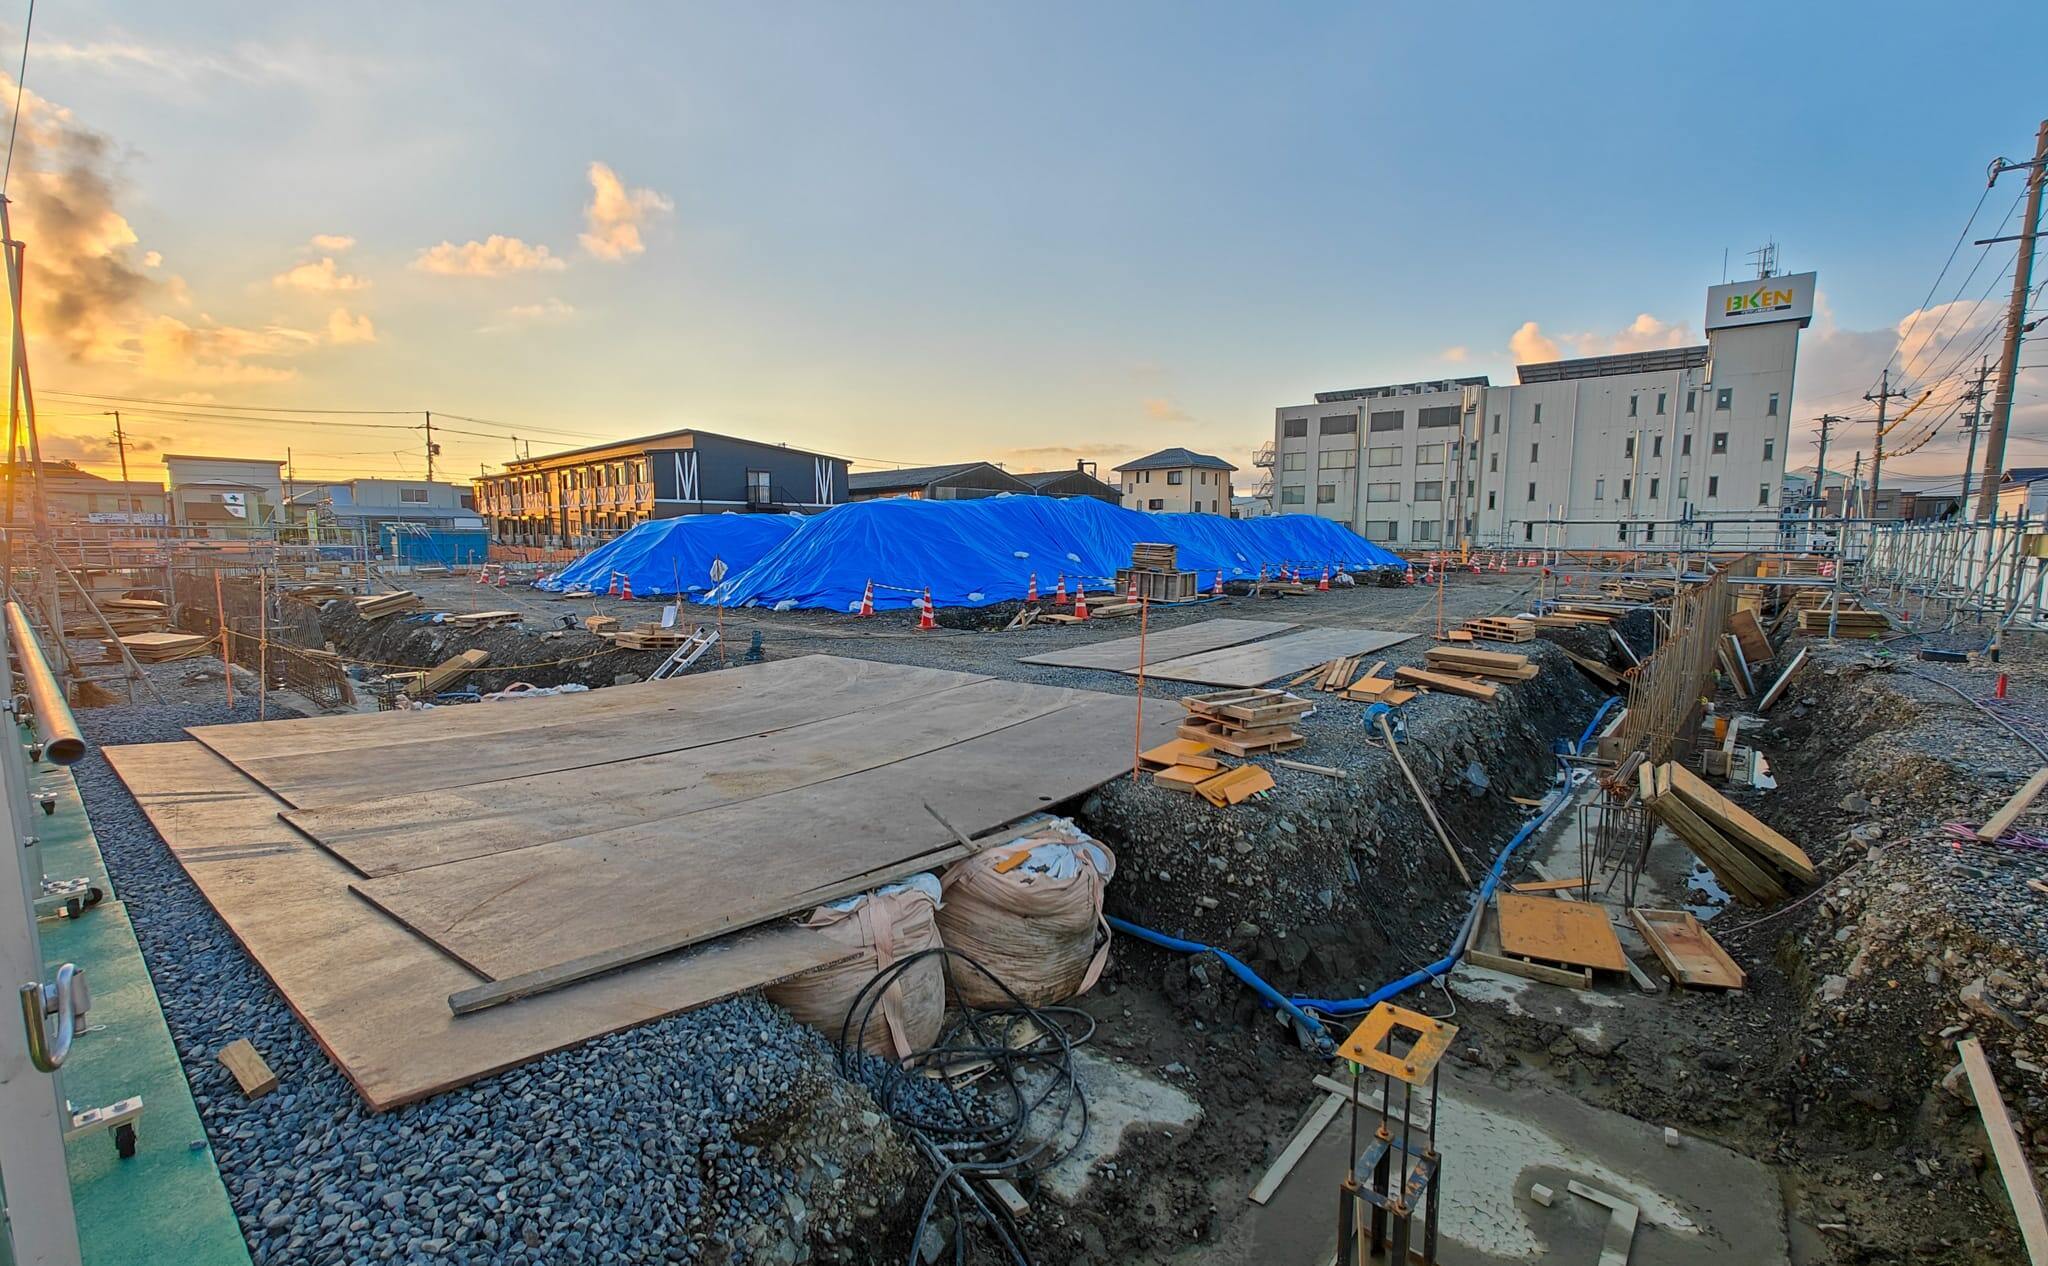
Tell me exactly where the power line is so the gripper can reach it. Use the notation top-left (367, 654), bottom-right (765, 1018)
top-left (1876, 181), bottom-right (1997, 393)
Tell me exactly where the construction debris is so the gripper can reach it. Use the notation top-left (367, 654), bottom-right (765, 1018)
top-left (1976, 767), bottom-right (2048, 843)
top-left (1629, 909), bottom-right (1745, 989)
top-left (1176, 688), bottom-right (1308, 756)
top-left (118, 631), bottom-right (213, 663)
top-left (217, 1038), bottom-right (279, 1100)
top-left (352, 590), bottom-right (424, 620)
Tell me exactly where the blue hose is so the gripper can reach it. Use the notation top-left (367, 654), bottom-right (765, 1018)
top-left (1110, 696), bottom-right (1622, 1032)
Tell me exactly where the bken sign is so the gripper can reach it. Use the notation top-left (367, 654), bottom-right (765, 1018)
top-left (1705, 271), bottom-right (1816, 331)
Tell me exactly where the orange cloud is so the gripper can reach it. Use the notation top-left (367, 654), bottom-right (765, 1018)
top-left (325, 308), bottom-right (376, 345)
top-left (1508, 313), bottom-right (1691, 364)
top-left (309, 233), bottom-right (356, 252)
top-left (412, 235), bottom-right (564, 277)
top-left (138, 315), bottom-right (318, 384)
top-left (580, 162), bottom-right (671, 261)
top-left (1508, 321), bottom-right (1560, 364)
top-left (1141, 397), bottom-right (1191, 422)
top-left (1439, 345), bottom-right (1470, 363)
top-left (273, 256), bottom-right (367, 293)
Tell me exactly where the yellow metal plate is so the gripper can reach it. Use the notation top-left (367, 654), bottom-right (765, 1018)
top-left (1336, 1002), bottom-right (1458, 1085)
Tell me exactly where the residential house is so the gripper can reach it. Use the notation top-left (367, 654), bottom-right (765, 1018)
top-left (1114, 448), bottom-right (1236, 515)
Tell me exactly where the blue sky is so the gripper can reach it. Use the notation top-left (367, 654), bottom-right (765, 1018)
top-left (10, 2), bottom-right (2048, 487)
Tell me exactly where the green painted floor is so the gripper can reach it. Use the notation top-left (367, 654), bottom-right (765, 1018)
top-left (32, 755), bottom-right (250, 1266)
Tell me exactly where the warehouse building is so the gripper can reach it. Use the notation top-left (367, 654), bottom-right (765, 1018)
top-left (1269, 273), bottom-right (1813, 550)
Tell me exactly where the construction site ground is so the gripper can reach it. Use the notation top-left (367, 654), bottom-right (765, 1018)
top-left (60, 566), bottom-right (2048, 1264)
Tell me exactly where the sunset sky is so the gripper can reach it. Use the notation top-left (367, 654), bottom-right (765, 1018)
top-left (7, 2), bottom-right (2047, 491)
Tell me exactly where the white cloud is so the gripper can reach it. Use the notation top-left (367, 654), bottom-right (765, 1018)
top-left (1439, 345), bottom-right (1470, 363)
top-left (325, 308), bottom-right (376, 345)
top-left (141, 250), bottom-right (162, 268)
top-left (1508, 321), bottom-right (1560, 364)
top-left (1507, 313), bottom-right (1691, 364)
top-left (309, 233), bottom-right (356, 253)
top-left (272, 256), bottom-right (368, 293)
top-left (412, 235), bottom-right (565, 277)
top-left (579, 162), bottom-right (672, 261)
top-left (477, 298), bottom-right (577, 334)
top-left (137, 315), bottom-right (317, 384)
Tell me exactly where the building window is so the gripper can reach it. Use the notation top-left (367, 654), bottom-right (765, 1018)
top-left (1682, 433), bottom-right (1693, 456)
top-left (1317, 484), bottom-right (1337, 504)
top-left (1758, 484), bottom-right (1771, 506)
top-left (1282, 452), bottom-right (1306, 471)
top-left (1526, 482), bottom-right (1536, 503)
top-left (1417, 405), bottom-right (1458, 428)
top-left (1649, 477), bottom-right (1660, 499)
top-left (1523, 522), bottom-right (1534, 541)
top-left (1283, 418), bottom-right (1307, 437)
top-left (1490, 414), bottom-right (1501, 435)
top-left (1712, 432), bottom-right (1728, 454)
top-left (1364, 520), bottom-right (1397, 542)
top-left (1488, 452), bottom-right (1498, 473)
top-left (1652, 435), bottom-right (1663, 457)
top-left (1716, 388), bottom-right (1732, 410)
top-left (1529, 442), bottom-right (1539, 462)
top-left (1532, 403), bottom-right (1543, 425)
top-left (1628, 396), bottom-right (1639, 418)
top-left (1763, 437), bottom-right (1775, 461)
top-left (1593, 477), bottom-right (1605, 500)
top-left (399, 487), bottom-right (428, 504)
top-left (1486, 490), bottom-right (1496, 510)
top-left (1678, 475), bottom-right (1688, 500)
top-left (1621, 477), bottom-right (1633, 499)
top-left (1686, 389), bottom-right (1697, 412)
top-left (1624, 435), bottom-right (1636, 459)
top-left (1413, 480), bottom-right (1442, 501)
top-left (1280, 486), bottom-right (1305, 505)
top-left (1321, 414), bottom-right (1357, 435)
top-left (1707, 475), bottom-right (1720, 498)
top-left (1319, 449), bottom-right (1357, 469)
top-left (1366, 482), bottom-right (1397, 502)
top-left (1167, 470), bottom-right (1184, 485)
top-left (1368, 446), bottom-right (1401, 467)
top-left (745, 469), bottom-right (772, 506)
top-left (1370, 410), bottom-right (1404, 433)
top-left (1657, 392), bottom-right (1667, 415)
top-left (1413, 519), bottom-right (1441, 542)
top-left (1767, 392), bottom-right (1780, 417)
top-left (1416, 443), bottom-right (1445, 465)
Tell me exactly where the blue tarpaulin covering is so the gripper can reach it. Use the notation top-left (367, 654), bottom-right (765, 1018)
top-left (699, 495), bottom-right (1405, 611)
top-left (535, 513), bottom-right (806, 595)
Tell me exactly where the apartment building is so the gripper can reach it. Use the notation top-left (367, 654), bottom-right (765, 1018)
top-left (1268, 273), bottom-right (1813, 550)
top-left (1114, 448), bottom-right (1236, 515)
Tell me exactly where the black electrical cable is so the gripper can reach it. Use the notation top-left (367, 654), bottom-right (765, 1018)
top-left (833, 947), bottom-right (1097, 1266)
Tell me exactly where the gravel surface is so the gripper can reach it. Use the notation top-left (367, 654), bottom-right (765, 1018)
top-left (68, 699), bottom-right (951, 1266)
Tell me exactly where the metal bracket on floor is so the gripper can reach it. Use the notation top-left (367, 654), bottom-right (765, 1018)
top-left (67, 1095), bottom-right (144, 1161)
top-left (34, 876), bottom-right (104, 921)
top-left (1567, 1179), bottom-right (1639, 1266)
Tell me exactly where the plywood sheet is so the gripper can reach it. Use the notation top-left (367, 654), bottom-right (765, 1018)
top-left (285, 677), bottom-right (1087, 877)
top-left (1495, 892), bottom-right (1629, 973)
top-left (1142, 627), bottom-right (1417, 687)
top-left (352, 691), bottom-right (1177, 981)
top-left (1017, 618), bottom-right (1295, 672)
top-left (193, 655), bottom-right (987, 809)
top-left (1629, 909), bottom-right (1745, 989)
top-left (102, 741), bottom-right (846, 1112)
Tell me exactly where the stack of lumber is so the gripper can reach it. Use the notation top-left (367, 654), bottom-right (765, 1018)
top-left (583, 614), bottom-right (620, 633)
top-left (1138, 738), bottom-right (1277, 806)
top-left (1176, 688), bottom-right (1307, 756)
top-left (353, 591), bottom-right (423, 620)
top-left (444, 610), bottom-right (521, 630)
top-left (1423, 646), bottom-right (1539, 683)
top-left (1600, 579), bottom-right (1675, 601)
top-left (1460, 616), bottom-right (1535, 643)
top-left (405, 649), bottom-right (490, 698)
top-left (1531, 605), bottom-right (1619, 628)
top-left (119, 631), bottom-right (212, 663)
top-left (1292, 655), bottom-right (1380, 694)
top-left (287, 582), bottom-right (351, 600)
top-left (1130, 542), bottom-right (1178, 572)
top-left (100, 601), bottom-right (169, 635)
top-left (1391, 665), bottom-right (1498, 700)
top-left (1795, 606), bottom-right (1889, 636)
top-left (1341, 667), bottom-right (1416, 705)
top-left (1639, 761), bottom-right (1816, 905)
top-left (615, 623), bottom-right (695, 650)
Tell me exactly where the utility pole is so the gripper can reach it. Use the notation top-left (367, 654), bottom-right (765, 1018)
top-left (1865, 368), bottom-right (1907, 519)
top-left (1849, 452), bottom-right (1864, 519)
top-left (103, 409), bottom-right (131, 488)
top-left (1812, 414), bottom-right (1846, 518)
top-left (1958, 356), bottom-right (1992, 513)
top-left (1976, 116), bottom-right (2048, 519)
top-left (424, 410), bottom-right (438, 484)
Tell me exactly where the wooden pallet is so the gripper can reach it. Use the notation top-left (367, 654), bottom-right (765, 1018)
top-left (1460, 616), bottom-right (1535, 643)
top-left (1130, 542), bottom-right (1178, 571)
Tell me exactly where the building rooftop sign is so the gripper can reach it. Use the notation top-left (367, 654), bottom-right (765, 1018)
top-left (1705, 270), bottom-right (1816, 331)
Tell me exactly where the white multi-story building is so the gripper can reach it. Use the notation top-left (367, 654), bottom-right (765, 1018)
top-left (1267, 273), bottom-right (1814, 550)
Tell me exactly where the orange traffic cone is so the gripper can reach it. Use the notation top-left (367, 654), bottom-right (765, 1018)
top-left (918, 588), bottom-right (937, 631)
top-left (1073, 586), bottom-right (1090, 621)
top-left (1026, 572), bottom-right (1038, 604)
top-left (1053, 574), bottom-right (1069, 605)
top-left (1126, 573), bottom-right (1139, 603)
top-left (620, 576), bottom-right (634, 600)
top-left (1317, 565), bottom-right (1330, 591)
top-left (608, 573), bottom-right (621, 598)
top-left (857, 579), bottom-right (875, 618)
top-left (1211, 570), bottom-right (1224, 597)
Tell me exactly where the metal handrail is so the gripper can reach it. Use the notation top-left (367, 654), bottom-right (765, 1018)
top-left (19, 961), bottom-right (87, 1072)
top-left (4, 601), bottom-right (84, 765)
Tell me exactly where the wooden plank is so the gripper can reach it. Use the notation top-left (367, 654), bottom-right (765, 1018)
top-left (1628, 909), bottom-right (1745, 989)
top-left (1957, 1037), bottom-right (2048, 1265)
top-left (1495, 892), bottom-right (1629, 972)
top-left (1978, 767), bottom-right (2048, 843)
top-left (103, 742), bottom-right (848, 1112)
top-left (1140, 627), bottom-right (1416, 687)
top-left (1464, 904), bottom-right (1592, 989)
top-left (357, 691), bottom-right (1176, 990)
top-left (195, 656), bottom-right (989, 809)
top-left (286, 678), bottom-right (1086, 877)
top-left (1509, 877), bottom-right (1586, 894)
top-left (405, 648), bottom-right (489, 698)
top-left (1138, 737), bottom-right (1213, 769)
top-left (1728, 607), bottom-right (1772, 665)
top-left (1392, 666), bottom-right (1498, 700)
top-left (1016, 618), bottom-right (1296, 671)
top-left (216, 1039), bottom-right (278, 1099)
top-left (1644, 773), bottom-right (1782, 904)
top-left (1665, 762), bottom-right (1817, 883)
top-left (1424, 647), bottom-right (1530, 672)
top-left (1756, 646), bottom-right (1808, 711)
top-left (1248, 1093), bottom-right (1345, 1205)
top-left (1153, 764), bottom-right (1215, 792)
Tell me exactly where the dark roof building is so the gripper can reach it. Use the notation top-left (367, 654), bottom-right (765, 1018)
top-left (1013, 464), bottom-right (1122, 503)
top-left (847, 462), bottom-right (1031, 501)
top-left (1113, 447), bottom-right (1238, 474)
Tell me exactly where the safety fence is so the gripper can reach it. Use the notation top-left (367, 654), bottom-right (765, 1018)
top-left (1852, 512), bottom-right (2045, 634)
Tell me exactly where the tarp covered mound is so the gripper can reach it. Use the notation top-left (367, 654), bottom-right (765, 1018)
top-left (535, 513), bottom-right (805, 595)
top-left (700, 495), bottom-right (1404, 611)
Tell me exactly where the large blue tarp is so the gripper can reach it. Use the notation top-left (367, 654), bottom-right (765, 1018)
top-left (699, 495), bottom-right (1405, 611)
top-left (535, 513), bottom-right (805, 595)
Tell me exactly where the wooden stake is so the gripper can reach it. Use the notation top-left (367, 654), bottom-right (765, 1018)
top-left (1130, 592), bottom-right (1149, 783)
top-left (258, 567), bottom-right (268, 721)
top-left (214, 567), bottom-right (234, 709)
top-left (1957, 1037), bottom-right (2048, 1264)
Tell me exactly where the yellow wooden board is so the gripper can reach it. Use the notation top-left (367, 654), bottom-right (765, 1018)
top-left (1495, 892), bottom-right (1629, 973)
